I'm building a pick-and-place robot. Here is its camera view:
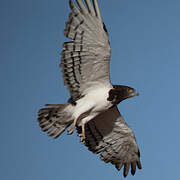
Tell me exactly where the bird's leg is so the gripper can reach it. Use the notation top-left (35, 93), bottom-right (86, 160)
top-left (79, 123), bottom-right (85, 143)
top-left (68, 118), bottom-right (77, 135)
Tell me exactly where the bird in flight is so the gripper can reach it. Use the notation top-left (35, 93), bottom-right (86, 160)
top-left (38, 0), bottom-right (142, 177)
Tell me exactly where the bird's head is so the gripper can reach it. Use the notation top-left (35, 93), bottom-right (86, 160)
top-left (108, 85), bottom-right (139, 104)
top-left (118, 85), bottom-right (139, 102)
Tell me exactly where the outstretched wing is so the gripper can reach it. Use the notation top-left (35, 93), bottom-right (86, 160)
top-left (82, 106), bottom-right (142, 177)
top-left (60, 0), bottom-right (111, 102)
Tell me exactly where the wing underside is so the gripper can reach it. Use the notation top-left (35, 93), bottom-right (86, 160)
top-left (60, 0), bottom-right (111, 101)
top-left (77, 106), bottom-right (142, 177)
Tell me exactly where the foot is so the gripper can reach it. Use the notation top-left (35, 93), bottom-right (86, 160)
top-left (79, 133), bottom-right (85, 143)
top-left (68, 119), bottom-right (77, 135)
top-left (79, 123), bottom-right (85, 142)
top-left (68, 126), bottom-right (75, 135)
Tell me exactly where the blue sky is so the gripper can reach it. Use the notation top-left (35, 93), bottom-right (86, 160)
top-left (1, 0), bottom-right (180, 179)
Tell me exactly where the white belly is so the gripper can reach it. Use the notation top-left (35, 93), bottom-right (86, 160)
top-left (72, 85), bottom-right (112, 124)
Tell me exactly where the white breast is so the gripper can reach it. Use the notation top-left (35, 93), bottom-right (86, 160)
top-left (72, 84), bottom-right (112, 124)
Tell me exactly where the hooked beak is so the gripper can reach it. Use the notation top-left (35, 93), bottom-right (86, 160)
top-left (134, 91), bottom-right (139, 96)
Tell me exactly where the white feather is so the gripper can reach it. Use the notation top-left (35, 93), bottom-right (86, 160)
top-left (71, 83), bottom-right (112, 125)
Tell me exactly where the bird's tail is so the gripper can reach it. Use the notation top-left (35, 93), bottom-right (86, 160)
top-left (37, 104), bottom-right (73, 139)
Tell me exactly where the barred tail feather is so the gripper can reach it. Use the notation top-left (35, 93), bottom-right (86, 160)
top-left (38, 104), bottom-right (73, 139)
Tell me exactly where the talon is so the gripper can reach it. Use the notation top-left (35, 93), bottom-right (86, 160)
top-left (68, 119), bottom-right (77, 135)
top-left (79, 133), bottom-right (85, 143)
top-left (68, 127), bottom-right (74, 135)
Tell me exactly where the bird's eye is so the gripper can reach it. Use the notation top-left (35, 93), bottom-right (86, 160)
top-left (128, 89), bottom-right (133, 93)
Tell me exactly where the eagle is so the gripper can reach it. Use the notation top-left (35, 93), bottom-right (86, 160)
top-left (38, 0), bottom-right (142, 177)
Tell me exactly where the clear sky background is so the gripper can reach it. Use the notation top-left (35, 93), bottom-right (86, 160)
top-left (1, 0), bottom-right (180, 179)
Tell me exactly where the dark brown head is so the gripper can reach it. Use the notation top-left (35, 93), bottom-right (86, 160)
top-left (108, 85), bottom-right (139, 105)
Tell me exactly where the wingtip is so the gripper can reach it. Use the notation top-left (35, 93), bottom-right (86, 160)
top-left (137, 160), bottom-right (142, 169)
top-left (123, 163), bottom-right (130, 178)
top-left (131, 169), bottom-right (136, 176)
top-left (123, 172), bottom-right (128, 178)
top-left (131, 162), bottom-right (136, 176)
